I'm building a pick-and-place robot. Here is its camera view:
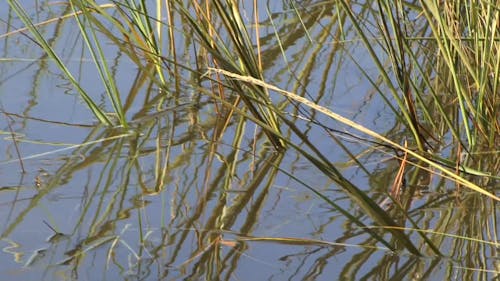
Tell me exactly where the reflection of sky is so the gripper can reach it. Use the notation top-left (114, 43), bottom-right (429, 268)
top-left (0, 4), bottom-right (388, 276)
top-left (0, 1), bottom-right (490, 280)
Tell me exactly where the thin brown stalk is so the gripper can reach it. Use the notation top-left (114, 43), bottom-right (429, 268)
top-left (2, 112), bottom-right (25, 173)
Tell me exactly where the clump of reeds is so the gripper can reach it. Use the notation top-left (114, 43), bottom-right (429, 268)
top-left (6, 0), bottom-right (499, 261)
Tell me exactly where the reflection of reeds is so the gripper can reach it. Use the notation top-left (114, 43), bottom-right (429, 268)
top-left (3, 0), bottom-right (500, 279)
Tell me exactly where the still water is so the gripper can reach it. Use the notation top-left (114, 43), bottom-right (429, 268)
top-left (1, 1), bottom-right (498, 280)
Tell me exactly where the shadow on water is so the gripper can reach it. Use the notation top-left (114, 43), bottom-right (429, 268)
top-left (1, 1), bottom-right (499, 280)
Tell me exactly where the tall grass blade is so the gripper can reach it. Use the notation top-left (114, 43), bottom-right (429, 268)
top-left (199, 77), bottom-right (423, 255)
top-left (174, 0), bottom-right (285, 150)
top-left (70, 1), bottom-right (127, 127)
top-left (6, 0), bottom-right (112, 125)
top-left (208, 68), bottom-right (500, 202)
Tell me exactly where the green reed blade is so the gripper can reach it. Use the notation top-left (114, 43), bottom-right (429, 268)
top-left (7, 0), bottom-right (112, 125)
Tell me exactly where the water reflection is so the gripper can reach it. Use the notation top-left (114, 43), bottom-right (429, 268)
top-left (1, 1), bottom-right (499, 280)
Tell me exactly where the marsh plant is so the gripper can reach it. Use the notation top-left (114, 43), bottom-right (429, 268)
top-left (1, 0), bottom-right (499, 280)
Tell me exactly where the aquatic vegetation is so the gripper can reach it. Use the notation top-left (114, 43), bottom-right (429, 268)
top-left (1, 0), bottom-right (499, 279)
